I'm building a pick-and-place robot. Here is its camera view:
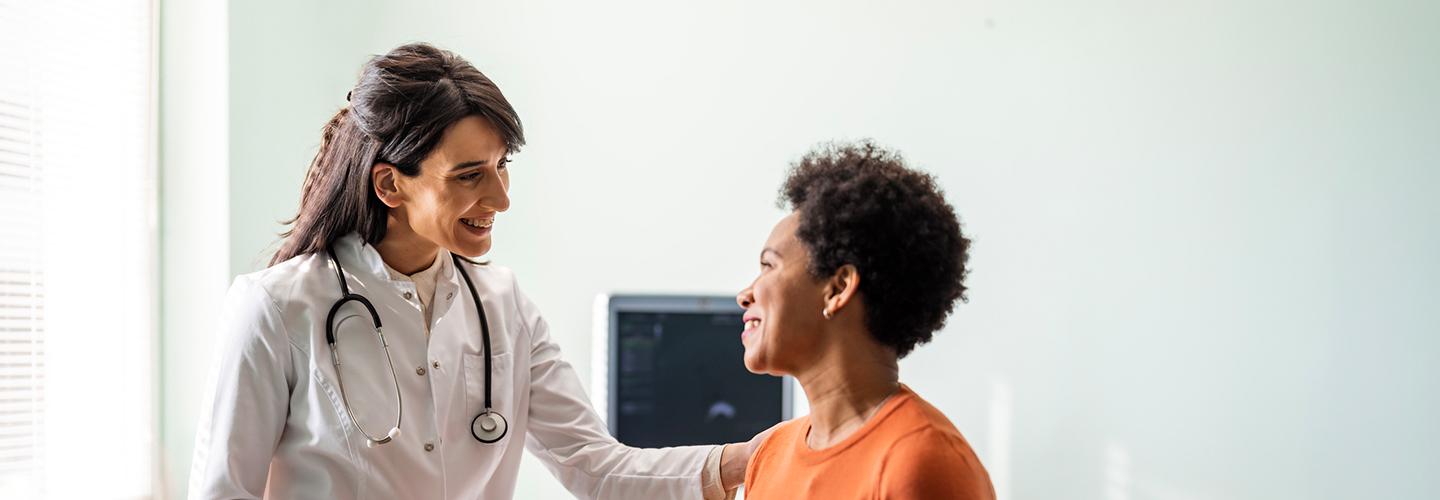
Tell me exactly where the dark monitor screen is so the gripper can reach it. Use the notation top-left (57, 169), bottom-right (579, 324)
top-left (611, 306), bottom-right (788, 448)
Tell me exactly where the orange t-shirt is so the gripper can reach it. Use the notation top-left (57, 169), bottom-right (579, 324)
top-left (743, 384), bottom-right (995, 500)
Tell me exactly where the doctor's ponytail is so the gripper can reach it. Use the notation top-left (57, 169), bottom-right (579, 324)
top-left (271, 43), bottom-right (524, 266)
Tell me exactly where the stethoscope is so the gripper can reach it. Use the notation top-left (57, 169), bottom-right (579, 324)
top-left (324, 245), bottom-right (509, 447)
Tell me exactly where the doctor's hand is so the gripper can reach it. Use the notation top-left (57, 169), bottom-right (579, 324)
top-left (719, 422), bottom-right (782, 491)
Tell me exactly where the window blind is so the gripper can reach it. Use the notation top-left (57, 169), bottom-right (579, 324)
top-left (0, 1), bottom-right (155, 498)
top-left (0, 2), bottom-right (46, 493)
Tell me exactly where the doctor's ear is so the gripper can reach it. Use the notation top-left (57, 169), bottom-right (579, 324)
top-left (371, 163), bottom-right (405, 208)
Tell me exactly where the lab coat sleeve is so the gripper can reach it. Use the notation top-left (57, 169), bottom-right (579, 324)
top-left (515, 278), bottom-right (714, 500)
top-left (187, 275), bottom-right (296, 500)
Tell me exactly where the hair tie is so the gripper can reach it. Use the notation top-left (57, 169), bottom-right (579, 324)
top-left (346, 90), bottom-right (352, 102)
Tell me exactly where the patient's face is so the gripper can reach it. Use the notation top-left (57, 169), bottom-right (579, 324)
top-left (736, 213), bottom-right (828, 376)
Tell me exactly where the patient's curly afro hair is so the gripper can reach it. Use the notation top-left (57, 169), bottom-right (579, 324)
top-left (780, 140), bottom-right (970, 358)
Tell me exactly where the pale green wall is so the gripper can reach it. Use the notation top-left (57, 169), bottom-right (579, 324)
top-left (165, 1), bottom-right (1440, 499)
top-left (158, 0), bottom-right (228, 497)
top-left (227, 0), bottom-right (384, 273)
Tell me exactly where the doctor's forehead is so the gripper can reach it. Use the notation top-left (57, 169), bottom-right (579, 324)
top-left (428, 116), bottom-right (508, 168)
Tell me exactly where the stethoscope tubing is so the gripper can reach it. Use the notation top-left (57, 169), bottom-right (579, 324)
top-left (323, 245), bottom-right (506, 446)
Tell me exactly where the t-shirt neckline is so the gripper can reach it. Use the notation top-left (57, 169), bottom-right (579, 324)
top-left (793, 383), bottom-right (915, 464)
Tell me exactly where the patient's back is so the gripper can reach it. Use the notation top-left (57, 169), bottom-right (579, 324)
top-left (743, 384), bottom-right (994, 500)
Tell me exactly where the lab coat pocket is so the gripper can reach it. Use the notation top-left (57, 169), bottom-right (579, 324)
top-left (464, 351), bottom-right (515, 438)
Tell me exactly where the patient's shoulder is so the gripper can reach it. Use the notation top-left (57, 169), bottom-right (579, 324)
top-left (873, 391), bottom-right (996, 500)
top-left (878, 426), bottom-right (995, 500)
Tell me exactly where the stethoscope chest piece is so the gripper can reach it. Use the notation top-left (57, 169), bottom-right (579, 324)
top-left (471, 410), bottom-right (508, 443)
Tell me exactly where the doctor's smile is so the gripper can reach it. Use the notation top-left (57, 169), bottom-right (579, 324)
top-left (458, 214), bottom-right (495, 241)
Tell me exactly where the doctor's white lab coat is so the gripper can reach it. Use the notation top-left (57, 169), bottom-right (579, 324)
top-left (188, 234), bottom-right (713, 499)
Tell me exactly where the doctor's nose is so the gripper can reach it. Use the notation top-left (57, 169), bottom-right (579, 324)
top-left (483, 178), bottom-right (510, 212)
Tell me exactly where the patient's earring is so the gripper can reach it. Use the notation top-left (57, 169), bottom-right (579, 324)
top-left (822, 308), bottom-right (833, 319)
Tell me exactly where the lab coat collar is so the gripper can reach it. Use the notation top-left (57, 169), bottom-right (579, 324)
top-left (333, 233), bottom-right (464, 325)
top-left (333, 233), bottom-right (390, 281)
top-left (333, 233), bottom-right (460, 285)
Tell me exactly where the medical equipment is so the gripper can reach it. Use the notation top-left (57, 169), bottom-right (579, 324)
top-left (325, 247), bottom-right (508, 447)
top-left (595, 294), bottom-right (792, 447)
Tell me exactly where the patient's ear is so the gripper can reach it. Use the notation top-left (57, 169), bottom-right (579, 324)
top-left (824, 264), bottom-right (861, 316)
top-left (372, 163), bottom-right (405, 208)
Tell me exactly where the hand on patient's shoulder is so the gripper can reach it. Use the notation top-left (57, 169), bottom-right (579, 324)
top-left (747, 421), bottom-right (783, 456)
top-left (725, 420), bottom-right (786, 490)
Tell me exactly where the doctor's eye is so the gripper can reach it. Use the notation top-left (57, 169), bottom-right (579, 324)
top-left (498, 158), bottom-right (511, 171)
top-left (459, 171), bottom-right (483, 181)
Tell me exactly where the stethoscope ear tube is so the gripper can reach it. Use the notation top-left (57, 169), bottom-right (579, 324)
top-left (366, 427), bottom-right (402, 448)
top-left (326, 247), bottom-right (404, 447)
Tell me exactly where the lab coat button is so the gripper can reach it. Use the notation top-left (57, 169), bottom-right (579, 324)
top-left (432, 360), bottom-right (441, 369)
top-left (416, 367), bottom-right (427, 376)
top-left (403, 291), bottom-right (414, 300)
top-left (424, 442), bottom-right (435, 452)
top-left (446, 292), bottom-right (454, 300)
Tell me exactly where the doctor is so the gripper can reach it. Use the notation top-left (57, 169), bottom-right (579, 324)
top-left (189, 43), bottom-right (759, 499)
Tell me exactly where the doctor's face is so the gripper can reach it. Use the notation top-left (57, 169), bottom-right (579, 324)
top-left (390, 115), bottom-right (511, 258)
top-left (736, 213), bottom-right (829, 376)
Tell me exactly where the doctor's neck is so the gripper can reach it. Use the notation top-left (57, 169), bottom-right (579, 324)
top-left (374, 219), bottom-right (440, 275)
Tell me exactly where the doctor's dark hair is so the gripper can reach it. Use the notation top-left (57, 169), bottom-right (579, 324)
top-left (270, 42), bottom-right (524, 266)
top-left (780, 140), bottom-right (970, 358)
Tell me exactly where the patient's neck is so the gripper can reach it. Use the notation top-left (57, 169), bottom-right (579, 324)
top-left (795, 330), bottom-right (900, 450)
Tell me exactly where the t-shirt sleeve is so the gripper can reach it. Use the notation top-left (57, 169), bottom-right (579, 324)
top-left (878, 428), bottom-right (996, 500)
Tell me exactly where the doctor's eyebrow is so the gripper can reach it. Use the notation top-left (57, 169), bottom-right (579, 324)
top-left (450, 160), bottom-right (489, 171)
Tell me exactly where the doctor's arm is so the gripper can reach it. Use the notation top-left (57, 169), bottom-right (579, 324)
top-left (187, 276), bottom-right (294, 500)
top-left (515, 283), bottom-right (748, 500)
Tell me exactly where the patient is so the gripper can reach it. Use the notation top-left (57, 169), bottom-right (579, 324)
top-left (737, 141), bottom-right (994, 499)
